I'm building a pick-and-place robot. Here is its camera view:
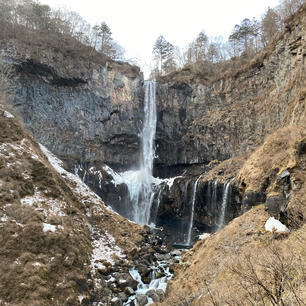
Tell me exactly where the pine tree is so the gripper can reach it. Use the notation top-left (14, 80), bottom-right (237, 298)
top-left (152, 35), bottom-right (175, 74)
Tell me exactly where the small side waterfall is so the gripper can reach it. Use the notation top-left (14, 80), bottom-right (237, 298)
top-left (186, 176), bottom-right (201, 245)
top-left (217, 181), bottom-right (231, 230)
top-left (212, 179), bottom-right (218, 208)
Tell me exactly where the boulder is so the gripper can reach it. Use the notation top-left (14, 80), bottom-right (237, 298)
top-left (265, 194), bottom-right (286, 216)
top-left (135, 294), bottom-right (148, 306)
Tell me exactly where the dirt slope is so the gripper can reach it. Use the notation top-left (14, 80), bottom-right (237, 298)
top-left (0, 95), bottom-right (143, 306)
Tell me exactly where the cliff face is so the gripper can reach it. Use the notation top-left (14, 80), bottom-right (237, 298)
top-left (2, 5), bottom-right (306, 243)
top-left (152, 6), bottom-right (306, 234)
top-left (2, 40), bottom-right (144, 171)
top-left (155, 8), bottom-right (306, 169)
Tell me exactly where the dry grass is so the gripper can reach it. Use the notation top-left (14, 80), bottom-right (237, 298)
top-left (157, 205), bottom-right (306, 306)
top-left (156, 123), bottom-right (306, 306)
top-left (0, 90), bottom-right (143, 305)
top-left (237, 126), bottom-right (306, 193)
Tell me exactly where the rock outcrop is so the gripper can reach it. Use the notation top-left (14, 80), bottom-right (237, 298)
top-left (155, 6), bottom-right (306, 169)
top-left (1, 39), bottom-right (144, 171)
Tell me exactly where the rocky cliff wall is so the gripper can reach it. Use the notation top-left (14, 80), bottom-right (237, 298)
top-left (155, 6), bottom-right (306, 168)
top-left (1, 39), bottom-right (144, 171)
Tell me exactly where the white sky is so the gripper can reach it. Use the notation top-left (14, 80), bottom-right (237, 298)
top-left (41, 0), bottom-right (280, 77)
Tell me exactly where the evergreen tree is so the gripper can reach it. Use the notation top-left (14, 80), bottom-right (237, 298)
top-left (93, 22), bottom-right (114, 56)
top-left (152, 35), bottom-right (175, 74)
top-left (229, 18), bottom-right (260, 57)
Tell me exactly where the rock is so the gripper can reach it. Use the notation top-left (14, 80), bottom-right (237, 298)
top-left (118, 292), bottom-right (128, 303)
top-left (265, 194), bottom-right (286, 216)
top-left (135, 294), bottom-right (148, 306)
top-left (117, 279), bottom-right (127, 289)
top-left (154, 253), bottom-right (171, 261)
top-left (242, 191), bottom-right (265, 210)
top-left (109, 283), bottom-right (118, 293)
top-left (170, 250), bottom-right (182, 257)
top-left (156, 289), bottom-right (166, 301)
top-left (124, 274), bottom-right (138, 290)
top-left (155, 271), bottom-right (165, 279)
top-left (136, 264), bottom-right (150, 279)
top-left (9, 55), bottom-right (144, 171)
top-left (298, 141), bottom-right (306, 156)
top-left (111, 297), bottom-right (122, 306)
top-left (124, 286), bottom-right (135, 296)
top-left (97, 266), bottom-right (109, 275)
top-left (280, 170), bottom-right (290, 178)
top-left (112, 272), bottom-right (121, 280)
top-left (146, 290), bottom-right (161, 303)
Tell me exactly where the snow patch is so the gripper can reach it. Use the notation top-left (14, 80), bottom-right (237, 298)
top-left (265, 217), bottom-right (290, 233)
top-left (153, 176), bottom-right (183, 189)
top-left (21, 189), bottom-right (66, 217)
top-left (40, 144), bottom-right (105, 211)
top-left (91, 231), bottom-right (123, 272)
top-left (43, 223), bottom-right (57, 232)
top-left (0, 215), bottom-right (8, 222)
top-left (78, 296), bottom-right (85, 303)
top-left (199, 233), bottom-right (211, 240)
top-left (0, 139), bottom-right (39, 161)
top-left (3, 110), bottom-right (14, 118)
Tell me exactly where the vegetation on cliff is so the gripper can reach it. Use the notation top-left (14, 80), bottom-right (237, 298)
top-left (154, 0), bottom-right (305, 83)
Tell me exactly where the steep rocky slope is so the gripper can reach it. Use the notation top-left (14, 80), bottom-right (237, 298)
top-left (155, 5), bottom-right (306, 169)
top-left (0, 95), bottom-right (167, 306)
top-left (2, 4), bottom-right (306, 238)
top-left (150, 5), bottom-right (306, 234)
top-left (157, 124), bottom-right (306, 306)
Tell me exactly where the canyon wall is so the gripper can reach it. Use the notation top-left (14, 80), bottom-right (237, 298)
top-left (1, 40), bottom-right (144, 171)
top-left (155, 8), bottom-right (306, 169)
top-left (2, 5), bottom-right (306, 238)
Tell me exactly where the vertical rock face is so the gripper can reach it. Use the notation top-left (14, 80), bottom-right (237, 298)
top-left (155, 9), bottom-right (306, 169)
top-left (2, 6), bottom-right (306, 242)
top-left (2, 42), bottom-right (144, 170)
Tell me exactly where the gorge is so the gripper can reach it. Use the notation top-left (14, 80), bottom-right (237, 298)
top-left (1, 2), bottom-right (306, 306)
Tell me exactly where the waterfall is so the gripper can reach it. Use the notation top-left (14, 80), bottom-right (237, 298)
top-left (186, 176), bottom-right (201, 245)
top-left (217, 181), bottom-right (231, 230)
top-left (212, 179), bottom-right (218, 208)
top-left (125, 81), bottom-right (157, 225)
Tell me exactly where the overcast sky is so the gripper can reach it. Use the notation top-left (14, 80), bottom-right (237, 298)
top-left (41, 0), bottom-right (280, 77)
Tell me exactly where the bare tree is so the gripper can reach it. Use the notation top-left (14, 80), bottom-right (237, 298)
top-left (261, 7), bottom-right (282, 46)
top-left (279, 0), bottom-right (305, 20)
top-left (229, 246), bottom-right (306, 306)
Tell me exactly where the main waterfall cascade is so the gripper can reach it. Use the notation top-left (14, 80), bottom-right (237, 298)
top-left (74, 80), bottom-right (236, 244)
top-left (126, 81), bottom-right (157, 225)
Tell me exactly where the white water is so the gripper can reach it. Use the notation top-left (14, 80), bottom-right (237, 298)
top-left (217, 181), bottom-right (231, 230)
top-left (109, 81), bottom-right (157, 225)
top-left (186, 176), bottom-right (201, 245)
top-left (212, 179), bottom-right (218, 208)
top-left (124, 262), bottom-right (172, 306)
top-left (129, 81), bottom-right (157, 224)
